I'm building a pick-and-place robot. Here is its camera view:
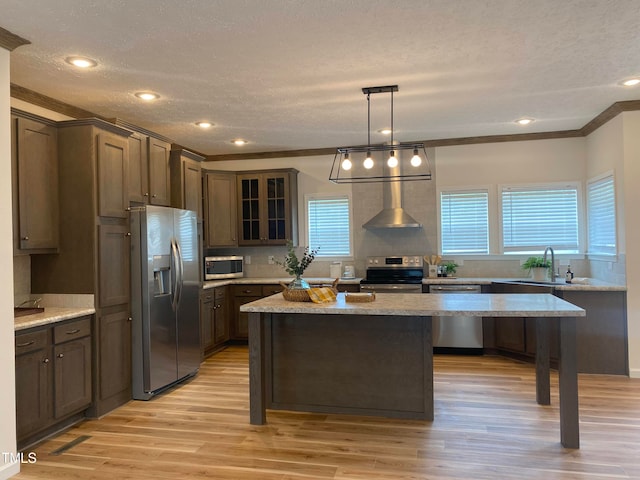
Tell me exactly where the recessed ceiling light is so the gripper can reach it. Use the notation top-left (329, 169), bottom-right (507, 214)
top-left (232, 139), bottom-right (248, 146)
top-left (65, 56), bottom-right (97, 68)
top-left (135, 92), bottom-right (160, 101)
top-left (195, 121), bottom-right (213, 128)
top-left (515, 117), bottom-right (535, 126)
top-left (377, 128), bottom-right (392, 135)
top-left (621, 77), bottom-right (640, 87)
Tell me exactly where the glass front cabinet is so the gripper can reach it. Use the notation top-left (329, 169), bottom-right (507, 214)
top-left (236, 169), bottom-right (298, 246)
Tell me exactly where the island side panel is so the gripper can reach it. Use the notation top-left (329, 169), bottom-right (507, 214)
top-left (423, 316), bottom-right (434, 421)
top-left (248, 312), bottom-right (267, 425)
top-left (268, 313), bottom-right (430, 419)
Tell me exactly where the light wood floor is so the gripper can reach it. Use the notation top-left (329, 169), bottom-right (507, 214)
top-left (14, 346), bottom-right (640, 479)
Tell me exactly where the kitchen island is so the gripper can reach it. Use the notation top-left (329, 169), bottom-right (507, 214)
top-left (241, 292), bottom-right (586, 448)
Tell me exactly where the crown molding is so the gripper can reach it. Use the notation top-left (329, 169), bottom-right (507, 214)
top-left (0, 27), bottom-right (30, 51)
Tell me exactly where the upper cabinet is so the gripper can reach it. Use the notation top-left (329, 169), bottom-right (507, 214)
top-left (148, 137), bottom-right (172, 206)
top-left (236, 169), bottom-right (298, 246)
top-left (11, 111), bottom-right (59, 253)
top-left (170, 148), bottom-right (204, 218)
top-left (203, 171), bottom-right (238, 248)
top-left (111, 119), bottom-right (172, 207)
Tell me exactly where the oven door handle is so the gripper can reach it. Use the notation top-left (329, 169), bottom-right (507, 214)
top-left (360, 284), bottom-right (422, 292)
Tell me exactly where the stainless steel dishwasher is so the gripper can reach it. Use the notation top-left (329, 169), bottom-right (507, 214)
top-left (428, 284), bottom-right (483, 354)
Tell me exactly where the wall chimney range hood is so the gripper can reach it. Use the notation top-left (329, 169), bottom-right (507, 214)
top-left (362, 157), bottom-right (422, 229)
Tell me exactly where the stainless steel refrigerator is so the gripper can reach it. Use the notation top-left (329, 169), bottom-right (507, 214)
top-left (131, 205), bottom-right (200, 400)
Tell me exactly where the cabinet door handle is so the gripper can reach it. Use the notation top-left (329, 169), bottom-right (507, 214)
top-left (144, 192), bottom-right (149, 197)
top-left (152, 194), bottom-right (157, 198)
top-left (43, 358), bottom-right (49, 364)
top-left (57, 353), bottom-right (64, 359)
top-left (16, 340), bottom-right (35, 348)
top-left (21, 236), bottom-right (29, 241)
top-left (125, 232), bottom-right (132, 237)
top-left (128, 317), bottom-right (133, 322)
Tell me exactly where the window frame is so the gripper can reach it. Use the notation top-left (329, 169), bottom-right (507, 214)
top-left (586, 171), bottom-right (617, 258)
top-left (438, 187), bottom-right (491, 255)
top-left (304, 193), bottom-right (353, 259)
top-left (498, 181), bottom-right (585, 255)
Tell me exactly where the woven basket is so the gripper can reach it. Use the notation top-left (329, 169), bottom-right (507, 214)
top-left (280, 279), bottom-right (339, 302)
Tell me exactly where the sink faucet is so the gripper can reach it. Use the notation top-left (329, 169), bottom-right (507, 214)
top-left (543, 246), bottom-right (555, 282)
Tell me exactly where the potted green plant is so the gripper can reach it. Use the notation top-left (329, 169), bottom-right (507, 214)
top-left (275, 240), bottom-right (319, 289)
top-left (441, 261), bottom-right (458, 277)
top-left (521, 256), bottom-right (551, 282)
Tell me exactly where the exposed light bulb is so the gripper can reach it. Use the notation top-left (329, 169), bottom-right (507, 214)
top-left (387, 151), bottom-right (398, 168)
top-left (363, 152), bottom-right (374, 169)
top-left (341, 154), bottom-right (352, 171)
top-left (411, 149), bottom-right (422, 167)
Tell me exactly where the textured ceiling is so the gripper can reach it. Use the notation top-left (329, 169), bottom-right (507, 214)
top-left (3, 0), bottom-right (640, 156)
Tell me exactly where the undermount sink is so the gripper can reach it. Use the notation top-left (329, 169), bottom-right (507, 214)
top-left (498, 279), bottom-right (567, 286)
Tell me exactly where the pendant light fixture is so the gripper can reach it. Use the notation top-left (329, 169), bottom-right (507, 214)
top-left (329, 85), bottom-right (431, 183)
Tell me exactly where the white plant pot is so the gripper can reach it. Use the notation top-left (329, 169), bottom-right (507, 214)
top-left (530, 267), bottom-right (548, 282)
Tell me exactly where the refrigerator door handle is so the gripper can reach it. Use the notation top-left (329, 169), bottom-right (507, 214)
top-left (174, 239), bottom-right (185, 307)
top-left (170, 239), bottom-right (181, 312)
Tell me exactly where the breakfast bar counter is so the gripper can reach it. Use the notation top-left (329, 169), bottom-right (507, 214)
top-left (241, 292), bottom-right (586, 448)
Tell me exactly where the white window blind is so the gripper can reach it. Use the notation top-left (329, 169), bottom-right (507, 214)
top-left (440, 190), bottom-right (489, 254)
top-left (502, 186), bottom-right (579, 253)
top-left (307, 195), bottom-right (351, 257)
top-left (587, 175), bottom-right (616, 255)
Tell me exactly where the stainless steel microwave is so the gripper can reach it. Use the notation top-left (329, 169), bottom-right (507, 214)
top-left (204, 256), bottom-right (244, 280)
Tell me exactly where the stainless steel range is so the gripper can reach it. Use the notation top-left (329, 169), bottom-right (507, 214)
top-left (360, 256), bottom-right (424, 294)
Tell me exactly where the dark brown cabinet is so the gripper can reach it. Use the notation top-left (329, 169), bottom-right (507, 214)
top-left (148, 137), bottom-right (172, 206)
top-left (491, 282), bottom-right (627, 374)
top-left (236, 169), bottom-right (298, 246)
top-left (94, 308), bottom-right (132, 415)
top-left (113, 119), bottom-right (173, 206)
top-left (15, 317), bottom-right (92, 449)
top-left (201, 287), bottom-right (230, 357)
top-left (170, 148), bottom-right (204, 218)
top-left (11, 111), bottom-right (59, 253)
top-left (31, 118), bottom-right (133, 418)
top-left (203, 171), bottom-right (238, 248)
top-left (231, 284), bottom-right (285, 340)
top-left (97, 133), bottom-right (129, 218)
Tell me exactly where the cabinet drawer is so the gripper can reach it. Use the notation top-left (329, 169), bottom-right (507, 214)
top-left (15, 329), bottom-right (49, 355)
top-left (201, 290), bottom-right (214, 302)
top-left (214, 288), bottom-right (226, 301)
top-left (233, 285), bottom-right (262, 296)
top-left (262, 284), bottom-right (284, 296)
top-left (54, 317), bottom-right (91, 344)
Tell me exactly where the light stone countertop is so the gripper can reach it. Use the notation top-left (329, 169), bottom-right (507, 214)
top-left (15, 307), bottom-right (96, 332)
top-left (203, 277), bottom-right (362, 290)
top-left (240, 292), bottom-right (585, 318)
top-left (422, 277), bottom-right (626, 291)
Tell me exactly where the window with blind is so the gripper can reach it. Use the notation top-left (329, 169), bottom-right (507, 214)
top-left (440, 190), bottom-right (489, 254)
top-left (501, 185), bottom-right (579, 253)
top-left (307, 195), bottom-right (352, 257)
top-left (587, 174), bottom-right (616, 255)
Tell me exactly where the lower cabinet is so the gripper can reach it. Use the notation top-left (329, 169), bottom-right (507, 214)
top-left (201, 286), bottom-right (230, 357)
top-left (15, 316), bottom-right (92, 448)
top-left (231, 284), bottom-right (285, 340)
top-left (491, 283), bottom-right (627, 374)
top-left (90, 307), bottom-right (131, 417)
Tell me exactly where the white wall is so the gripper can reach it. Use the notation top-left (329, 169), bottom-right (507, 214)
top-left (0, 47), bottom-right (20, 479)
top-left (436, 137), bottom-right (586, 187)
top-left (622, 111), bottom-right (640, 378)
